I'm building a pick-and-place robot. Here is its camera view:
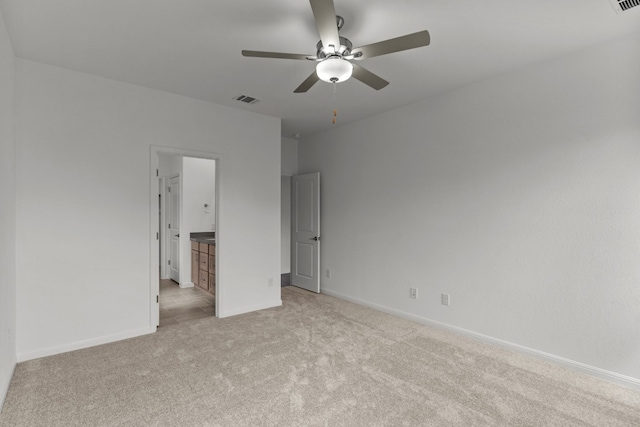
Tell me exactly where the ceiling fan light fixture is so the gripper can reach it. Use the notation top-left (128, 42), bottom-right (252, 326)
top-left (316, 57), bottom-right (353, 83)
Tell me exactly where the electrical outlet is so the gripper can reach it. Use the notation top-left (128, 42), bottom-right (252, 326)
top-left (326, 269), bottom-right (332, 278)
top-left (410, 288), bottom-right (418, 299)
top-left (441, 293), bottom-right (450, 306)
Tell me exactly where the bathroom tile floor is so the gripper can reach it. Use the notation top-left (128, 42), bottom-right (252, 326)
top-left (159, 279), bottom-right (215, 327)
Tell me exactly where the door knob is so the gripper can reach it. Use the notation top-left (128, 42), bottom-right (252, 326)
top-left (309, 236), bottom-right (319, 241)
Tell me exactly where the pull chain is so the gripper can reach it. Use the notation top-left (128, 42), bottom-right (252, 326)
top-left (332, 81), bottom-right (338, 125)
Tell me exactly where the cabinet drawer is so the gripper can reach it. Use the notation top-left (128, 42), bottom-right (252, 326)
top-left (191, 250), bottom-right (200, 284)
top-left (208, 254), bottom-right (215, 272)
top-left (199, 254), bottom-right (208, 270)
top-left (191, 241), bottom-right (199, 252)
top-left (199, 269), bottom-right (209, 290)
top-left (199, 243), bottom-right (209, 254)
top-left (209, 272), bottom-right (215, 291)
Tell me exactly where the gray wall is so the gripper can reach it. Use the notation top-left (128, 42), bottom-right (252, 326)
top-left (0, 7), bottom-right (16, 409)
top-left (299, 32), bottom-right (640, 382)
top-left (281, 175), bottom-right (291, 274)
top-left (281, 137), bottom-right (298, 275)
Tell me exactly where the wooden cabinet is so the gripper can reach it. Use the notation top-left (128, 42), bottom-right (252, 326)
top-left (199, 250), bottom-right (208, 270)
top-left (191, 240), bottom-right (215, 294)
top-left (208, 252), bottom-right (215, 292)
top-left (191, 250), bottom-right (199, 288)
top-left (198, 269), bottom-right (209, 289)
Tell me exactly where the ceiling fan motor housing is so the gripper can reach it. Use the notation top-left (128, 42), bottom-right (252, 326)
top-left (316, 36), bottom-right (353, 58)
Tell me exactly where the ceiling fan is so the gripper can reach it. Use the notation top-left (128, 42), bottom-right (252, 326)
top-left (241, 0), bottom-right (430, 93)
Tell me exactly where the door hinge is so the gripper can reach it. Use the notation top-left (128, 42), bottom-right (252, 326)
top-left (156, 232), bottom-right (159, 240)
top-left (168, 187), bottom-right (171, 192)
top-left (168, 223), bottom-right (170, 229)
top-left (168, 260), bottom-right (171, 265)
top-left (156, 295), bottom-right (159, 303)
top-left (156, 169), bottom-right (159, 177)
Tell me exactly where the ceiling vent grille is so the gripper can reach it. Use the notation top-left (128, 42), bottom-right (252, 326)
top-left (233, 94), bottom-right (260, 105)
top-left (609, 0), bottom-right (640, 13)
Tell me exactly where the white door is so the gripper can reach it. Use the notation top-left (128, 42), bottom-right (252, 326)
top-left (158, 178), bottom-right (165, 278)
top-left (169, 175), bottom-right (180, 282)
top-left (291, 172), bottom-right (320, 293)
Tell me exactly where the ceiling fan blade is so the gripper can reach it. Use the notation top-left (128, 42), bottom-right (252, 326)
top-left (351, 63), bottom-right (389, 90)
top-left (294, 71), bottom-right (320, 93)
top-left (309, 0), bottom-right (340, 51)
top-left (242, 50), bottom-right (316, 60)
top-left (352, 30), bottom-right (430, 60)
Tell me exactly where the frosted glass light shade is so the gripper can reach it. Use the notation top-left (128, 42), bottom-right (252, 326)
top-left (316, 57), bottom-right (353, 83)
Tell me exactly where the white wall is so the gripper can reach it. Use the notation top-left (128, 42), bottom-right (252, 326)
top-left (181, 157), bottom-right (216, 284)
top-left (281, 138), bottom-right (298, 275)
top-left (183, 157), bottom-right (216, 233)
top-left (159, 153), bottom-right (181, 177)
top-left (299, 33), bottom-right (640, 382)
top-left (0, 8), bottom-right (16, 409)
top-left (281, 137), bottom-right (298, 176)
top-left (281, 175), bottom-right (291, 274)
top-left (15, 59), bottom-right (281, 360)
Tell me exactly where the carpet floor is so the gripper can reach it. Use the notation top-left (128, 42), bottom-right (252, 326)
top-left (1, 287), bottom-right (639, 426)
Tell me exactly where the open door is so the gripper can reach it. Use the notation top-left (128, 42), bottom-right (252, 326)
top-left (291, 172), bottom-right (320, 293)
top-left (168, 174), bottom-right (180, 282)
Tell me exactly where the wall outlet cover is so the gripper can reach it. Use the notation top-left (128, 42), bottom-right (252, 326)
top-left (441, 293), bottom-right (450, 306)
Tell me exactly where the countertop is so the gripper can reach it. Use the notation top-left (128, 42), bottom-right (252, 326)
top-left (190, 232), bottom-right (215, 245)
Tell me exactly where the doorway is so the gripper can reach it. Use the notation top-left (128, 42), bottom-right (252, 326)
top-left (168, 174), bottom-right (181, 283)
top-left (291, 172), bottom-right (321, 293)
top-left (158, 278), bottom-right (214, 326)
top-left (150, 147), bottom-right (220, 329)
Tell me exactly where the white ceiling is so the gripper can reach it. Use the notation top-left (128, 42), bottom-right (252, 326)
top-left (1, 0), bottom-right (639, 138)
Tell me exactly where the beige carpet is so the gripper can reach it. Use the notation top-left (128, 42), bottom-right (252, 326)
top-left (1, 287), bottom-right (639, 426)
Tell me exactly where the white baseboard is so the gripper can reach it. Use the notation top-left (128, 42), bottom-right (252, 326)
top-left (321, 288), bottom-right (640, 391)
top-left (0, 362), bottom-right (16, 413)
top-left (16, 326), bottom-right (156, 363)
top-left (218, 299), bottom-right (282, 318)
top-left (179, 281), bottom-right (195, 289)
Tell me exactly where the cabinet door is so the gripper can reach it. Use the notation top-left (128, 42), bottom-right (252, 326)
top-left (209, 272), bottom-right (215, 292)
top-left (191, 250), bottom-right (199, 285)
top-left (208, 254), bottom-right (215, 272)
top-left (199, 252), bottom-right (209, 270)
top-left (199, 269), bottom-right (209, 290)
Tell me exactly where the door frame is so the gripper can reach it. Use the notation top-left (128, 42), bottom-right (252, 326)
top-left (150, 146), bottom-right (222, 329)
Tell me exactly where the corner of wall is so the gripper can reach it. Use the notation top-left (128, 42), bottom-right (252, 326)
top-left (0, 4), bottom-right (17, 411)
top-left (281, 137), bottom-right (298, 176)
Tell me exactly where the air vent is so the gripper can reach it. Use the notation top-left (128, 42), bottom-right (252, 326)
top-left (609, 0), bottom-right (640, 13)
top-left (233, 94), bottom-right (260, 105)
